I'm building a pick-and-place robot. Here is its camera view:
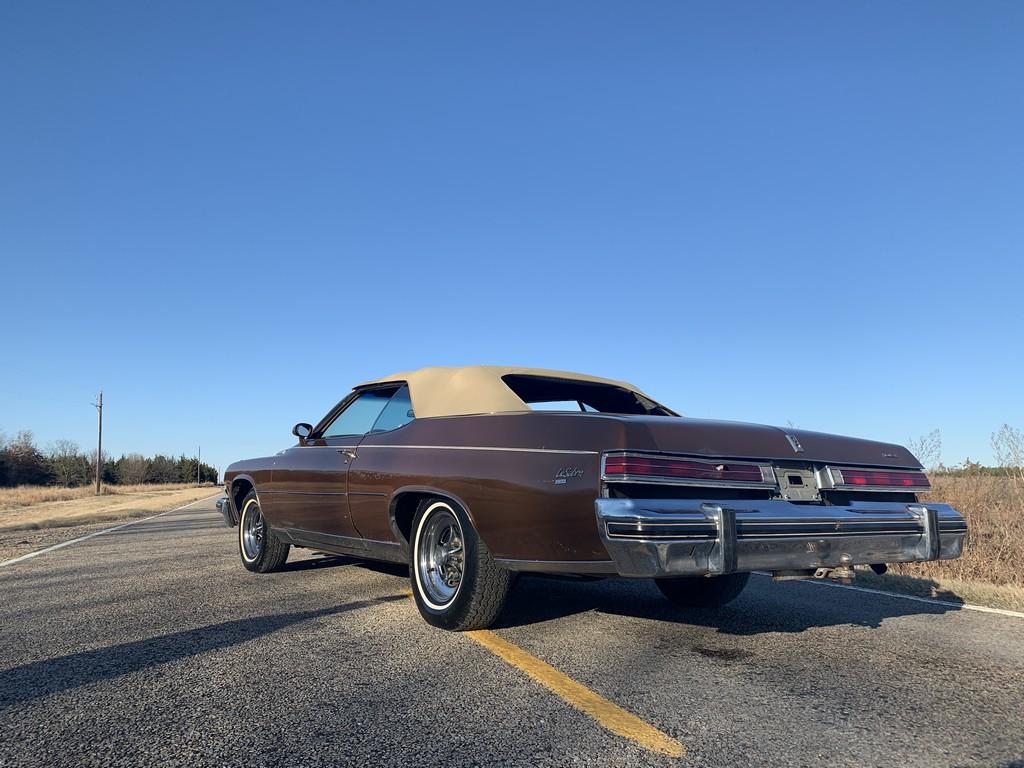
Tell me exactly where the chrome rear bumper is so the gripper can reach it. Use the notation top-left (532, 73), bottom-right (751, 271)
top-left (594, 498), bottom-right (967, 578)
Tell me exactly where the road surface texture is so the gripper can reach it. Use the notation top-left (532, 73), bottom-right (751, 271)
top-left (1, 496), bottom-right (1021, 767)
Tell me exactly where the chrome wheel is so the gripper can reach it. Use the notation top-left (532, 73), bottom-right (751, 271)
top-left (415, 504), bottom-right (464, 607)
top-left (241, 499), bottom-right (265, 561)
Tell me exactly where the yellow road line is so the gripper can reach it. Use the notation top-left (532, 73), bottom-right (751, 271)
top-left (400, 590), bottom-right (683, 757)
top-left (466, 629), bottom-right (686, 758)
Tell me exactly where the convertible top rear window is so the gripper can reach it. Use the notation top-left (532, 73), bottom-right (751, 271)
top-left (501, 375), bottom-right (676, 416)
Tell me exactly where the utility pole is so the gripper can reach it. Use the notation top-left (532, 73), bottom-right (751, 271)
top-left (197, 445), bottom-right (201, 486)
top-left (93, 390), bottom-right (103, 495)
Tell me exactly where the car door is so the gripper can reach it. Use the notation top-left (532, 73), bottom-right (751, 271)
top-left (347, 385), bottom-right (416, 542)
top-left (268, 386), bottom-right (399, 539)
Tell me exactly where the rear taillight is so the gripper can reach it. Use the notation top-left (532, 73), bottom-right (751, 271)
top-left (602, 453), bottom-right (776, 487)
top-left (823, 466), bottom-right (930, 492)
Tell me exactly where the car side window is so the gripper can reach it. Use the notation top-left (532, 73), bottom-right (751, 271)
top-left (370, 385), bottom-right (415, 433)
top-left (322, 388), bottom-right (398, 438)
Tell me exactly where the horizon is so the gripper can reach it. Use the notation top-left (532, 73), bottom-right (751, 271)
top-left (2, 1), bottom-right (1022, 474)
top-left (0, 368), bottom-right (1017, 478)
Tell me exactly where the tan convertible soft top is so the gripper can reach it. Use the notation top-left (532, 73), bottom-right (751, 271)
top-left (358, 365), bottom-right (652, 419)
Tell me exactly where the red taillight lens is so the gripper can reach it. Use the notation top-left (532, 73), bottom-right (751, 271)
top-left (603, 454), bottom-right (772, 485)
top-left (831, 468), bottom-right (930, 490)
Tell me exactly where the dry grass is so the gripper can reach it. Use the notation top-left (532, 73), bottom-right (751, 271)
top-left (0, 483), bottom-right (216, 511)
top-left (0, 484), bottom-right (220, 532)
top-left (889, 473), bottom-right (1024, 589)
top-left (853, 569), bottom-right (1024, 612)
top-left (848, 471), bottom-right (1024, 611)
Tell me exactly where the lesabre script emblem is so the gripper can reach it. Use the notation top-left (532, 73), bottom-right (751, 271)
top-left (554, 466), bottom-right (585, 484)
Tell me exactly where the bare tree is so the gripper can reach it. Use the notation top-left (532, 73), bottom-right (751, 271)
top-left (48, 439), bottom-right (85, 487)
top-left (991, 424), bottom-right (1024, 487)
top-left (118, 453), bottom-right (149, 485)
top-left (907, 429), bottom-right (942, 470)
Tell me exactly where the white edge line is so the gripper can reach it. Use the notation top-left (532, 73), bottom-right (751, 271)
top-left (754, 571), bottom-right (1024, 619)
top-left (0, 493), bottom-right (223, 569)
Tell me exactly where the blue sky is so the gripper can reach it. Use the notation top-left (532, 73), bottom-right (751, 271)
top-left (1, 1), bottom-right (1022, 475)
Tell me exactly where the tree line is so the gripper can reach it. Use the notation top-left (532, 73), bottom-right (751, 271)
top-left (0, 431), bottom-right (218, 487)
top-left (907, 424), bottom-right (1023, 478)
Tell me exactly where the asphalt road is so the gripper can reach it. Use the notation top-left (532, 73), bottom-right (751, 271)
top-left (0, 496), bottom-right (1021, 768)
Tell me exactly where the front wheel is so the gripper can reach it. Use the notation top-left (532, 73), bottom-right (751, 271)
top-left (655, 572), bottom-right (750, 608)
top-left (238, 490), bottom-right (290, 573)
top-left (410, 498), bottom-right (512, 631)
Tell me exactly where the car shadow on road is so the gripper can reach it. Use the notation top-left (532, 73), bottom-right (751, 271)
top-left (494, 573), bottom-right (962, 635)
top-left (0, 593), bottom-right (407, 711)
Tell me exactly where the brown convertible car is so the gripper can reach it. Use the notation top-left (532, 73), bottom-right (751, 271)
top-left (220, 366), bottom-right (967, 630)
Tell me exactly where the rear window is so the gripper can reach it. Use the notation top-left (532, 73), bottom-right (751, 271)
top-left (501, 375), bottom-right (676, 416)
top-left (527, 400), bottom-right (599, 412)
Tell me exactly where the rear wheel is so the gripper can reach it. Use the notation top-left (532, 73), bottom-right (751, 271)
top-left (410, 498), bottom-right (512, 631)
top-left (655, 572), bottom-right (750, 608)
top-left (238, 490), bottom-right (290, 573)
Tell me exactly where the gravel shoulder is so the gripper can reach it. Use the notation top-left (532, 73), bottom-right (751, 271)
top-left (0, 489), bottom-right (221, 562)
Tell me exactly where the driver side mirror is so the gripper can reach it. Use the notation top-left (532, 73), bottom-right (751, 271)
top-left (292, 423), bottom-right (313, 442)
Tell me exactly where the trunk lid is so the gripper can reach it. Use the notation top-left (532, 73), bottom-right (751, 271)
top-left (615, 416), bottom-right (919, 468)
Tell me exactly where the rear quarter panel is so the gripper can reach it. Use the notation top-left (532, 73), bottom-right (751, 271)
top-left (353, 413), bottom-right (630, 561)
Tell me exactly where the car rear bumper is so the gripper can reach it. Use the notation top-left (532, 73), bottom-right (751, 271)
top-left (594, 497), bottom-right (967, 578)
